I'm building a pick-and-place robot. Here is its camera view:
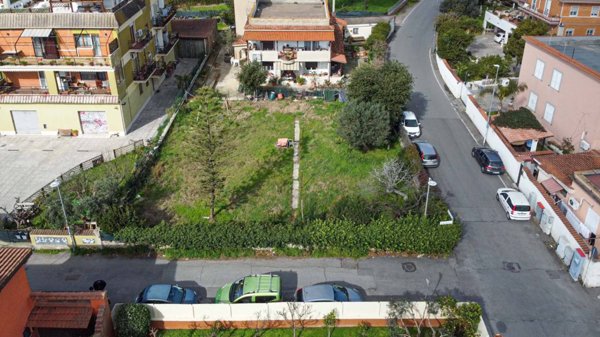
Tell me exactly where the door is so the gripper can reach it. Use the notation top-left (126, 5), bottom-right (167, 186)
top-left (584, 208), bottom-right (600, 233)
top-left (43, 37), bottom-right (59, 59)
top-left (92, 35), bottom-right (102, 57)
top-left (11, 110), bottom-right (40, 134)
top-left (79, 111), bottom-right (108, 134)
top-left (32, 37), bottom-right (45, 57)
top-left (543, 0), bottom-right (552, 16)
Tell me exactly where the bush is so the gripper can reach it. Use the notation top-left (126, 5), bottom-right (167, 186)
top-left (365, 22), bottom-right (390, 49)
top-left (492, 107), bottom-right (544, 131)
top-left (115, 304), bottom-right (151, 337)
top-left (458, 55), bottom-right (510, 80)
top-left (238, 61), bottom-right (267, 95)
top-left (337, 101), bottom-right (391, 151)
top-left (296, 76), bottom-right (306, 85)
top-left (115, 215), bottom-right (461, 257)
top-left (436, 13), bottom-right (482, 34)
top-left (439, 0), bottom-right (479, 17)
top-left (437, 27), bottom-right (473, 65)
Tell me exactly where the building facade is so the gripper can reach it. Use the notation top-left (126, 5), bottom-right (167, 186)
top-left (0, 0), bottom-right (178, 136)
top-left (515, 0), bottom-right (600, 36)
top-left (233, 0), bottom-right (346, 81)
top-left (514, 36), bottom-right (600, 151)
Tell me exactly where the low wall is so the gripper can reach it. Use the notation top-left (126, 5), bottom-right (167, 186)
top-left (435, 52), bottom-right (600, 287)
top-left (387, 0), bottom-right (408, 15)
top-left (113, 302), bottom-right (489, 336)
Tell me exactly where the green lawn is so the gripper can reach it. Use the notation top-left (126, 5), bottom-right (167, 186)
top-left (185, 4), bottom-right (229, 12)
top-left (336, 0), bottom-right (398, 13)
top-left (138, 100), bottom-right (399, 225)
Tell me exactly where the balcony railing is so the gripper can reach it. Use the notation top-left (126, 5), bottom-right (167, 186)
top-left (518, 6), bottom-right (560, 25)
top-left (0, 85), bottom-right (49, 95)
top-left (130, 31), bottom-right (153, 52)
top-left (0, 56), bottom-right (113, 67)
top-left (133, 62), bottom-right (157, 82)
top-left (279, 49), bottom-right (297, 61)
top-left (58, 85), bottom-right (111, 95)
top-left (152, 6), bottom-right (176, 28)
top-left (156, 36), bottom-right (179, 56)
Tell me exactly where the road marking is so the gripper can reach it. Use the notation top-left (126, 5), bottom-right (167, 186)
top-left (400, 0), bottom-right (424, 26)
top-left (427, 48), bottom-right (478, 143)
top-left (498, 175), bottom-right (508, 188)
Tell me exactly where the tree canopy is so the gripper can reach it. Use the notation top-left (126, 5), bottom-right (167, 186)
top-left (337, 101), bottom-right (391, 151)
top-left (437, 27), bottom-right (474, 65)
top-left (238, 61), bottom-right (267, 95)
top-left (439, 0), bottom-right (480, 18)
top-left (504, 19), bottom-right (549, 63)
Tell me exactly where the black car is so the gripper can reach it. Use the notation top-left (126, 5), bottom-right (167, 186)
top-left (471, 147), bottom-right (505, 175)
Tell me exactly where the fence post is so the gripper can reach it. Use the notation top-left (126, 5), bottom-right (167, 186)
top-left (113, 149), bottom-right (117, 160)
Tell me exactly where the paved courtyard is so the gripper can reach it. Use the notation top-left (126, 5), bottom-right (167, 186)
top-left (0, 58), bottom-right (199, 213)
top-left (468, 32), bottom-right (505, 59)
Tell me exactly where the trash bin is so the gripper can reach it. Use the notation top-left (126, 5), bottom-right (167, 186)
top-left (269, 91), bottom-right (276, 100)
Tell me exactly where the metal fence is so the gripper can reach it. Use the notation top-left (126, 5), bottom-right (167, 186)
top-left (257, 87), bottom-right (345, 102)
top-left (23, 140), bottom-right (145, 204)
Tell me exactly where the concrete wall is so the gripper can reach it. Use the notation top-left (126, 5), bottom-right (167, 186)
top-left (514, 40), bottom-right (600, 151)
top-left (112, 301), bottom-right (489, 336)
top-left (0, 267), bottom-right (33, 337)
top-left (483, 10), bottom-right (517, 37)
top-left (234, 0), bottom-right (256, 36)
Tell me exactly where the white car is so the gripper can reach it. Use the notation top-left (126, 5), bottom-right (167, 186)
top-left (496, 188), bottom-right (531, 221)
top-left (402, 111), bottom-right (421, 138)
top-left (494, 32), bottom-right (505, 44)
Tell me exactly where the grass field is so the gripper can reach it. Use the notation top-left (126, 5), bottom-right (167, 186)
top-left (138, 100), bottom-right (399, 225)
top-left (336, 0), bottom-right (398, 13)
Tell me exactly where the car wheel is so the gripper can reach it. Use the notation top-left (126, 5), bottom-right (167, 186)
top-left (495, 194), bottom-right (499, 201)
top-left (506, 212), bottom-right (511, 220)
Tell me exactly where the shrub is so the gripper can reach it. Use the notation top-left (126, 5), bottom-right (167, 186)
top-left (296, 76), bottom-right (306, 85)
top-left (337, 101), bottom-right (391, 151)
top-left (436, 13), bottom-right (482, 34)
top-left (439, 0), bottom-right (479, 18)
top-left (492, 107), bottom-right (544, 131)
top-left (437, 27), bottom-right (473, 65)
top-left (365, 22), bottom-right (390, 50)
top-left (458, 55), bottom-right (510, 80)
top-left (115, 304), bottom-right (151, 337)
top-left (238, 61), bottom-right (267, 95)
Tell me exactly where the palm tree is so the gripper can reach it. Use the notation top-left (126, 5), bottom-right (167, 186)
top-left (481, 79), bottom-right (528, 112)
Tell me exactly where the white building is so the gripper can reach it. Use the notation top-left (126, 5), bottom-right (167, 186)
top-left (233, 0), bottom-right (346, 80)
top-left (343, 15), bottom-right (395, 44)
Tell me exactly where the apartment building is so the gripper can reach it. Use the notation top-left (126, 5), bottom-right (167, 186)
top-left (233, 0), bottom-right (346, 81)
top-left (515, 0), bottom-right (600, 36)
top-left (0, 0), bottom-right (178, 136)
top-left (514, 36), bottom-right (600, 151)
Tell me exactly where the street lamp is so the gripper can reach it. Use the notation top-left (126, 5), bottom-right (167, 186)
top-left (483, 64), bottom-right (501, 146)
top-left (424, 178), bottom-right (438, 218)
top-left (459, 72), bottom-right (470, 101)
top-left (50, 179), bottom-right (75, 252)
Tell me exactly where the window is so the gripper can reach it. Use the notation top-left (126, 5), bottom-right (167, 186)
top-left (550, 69), bottom-right (562, 90)
top-left (592, 6), bottom-right (599, 17)
top-left (569, 5), bottom-right (579, 16)
top-left (38, 71), bottom-right (47, 89)
top-left (262, 61), bottom-right (274, 70)
top-left (352, 27), bottom-right (359, 34)
top-left (115, 63), bottom-right (125, 83)
top-left (305, 62), bottom-right (318, 70)
top-left (261, 41), bottom-right (274, 50)
top-left (96, 72), bottom-right (107, 81)
top-left (255, 295), bottom-right (276, 303)
top-left (80, 72), bottom-right (96, 81)
top-left (304, 41), bottom-right (312, 50)
top-left (586, 28), bottom-right (595, 36)
top-left (312, 41), bottom-right (320, 50)
top-left (543, 103), bottom-right (555, 123)
top-left (527, 92), bottom-right (538, 111)
top-left (565, 29), bottom-right (574, 36)
top-left (534, 59), bottom-right (545, 79)
top-left (74, 34), bottom-right (93, 47)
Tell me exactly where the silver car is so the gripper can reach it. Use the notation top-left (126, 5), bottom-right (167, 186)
top-left (295, 284), bottom-right (363, 302)
top-left (414, 140), bottom-right (440, 168)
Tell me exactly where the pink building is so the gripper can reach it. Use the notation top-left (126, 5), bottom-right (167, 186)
top-left (515, 36), bottom-right (600, 152)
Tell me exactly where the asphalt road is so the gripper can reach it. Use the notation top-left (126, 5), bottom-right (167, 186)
top-left (25, 2), bottom-right (600, 337)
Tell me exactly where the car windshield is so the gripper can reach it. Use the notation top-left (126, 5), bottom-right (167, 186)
top-left (332, 286), bottom-right (349, 301)
top-left (515, 205), bottom-right (530, 212)
top-left (405, 119), bottom-right (418, 127)
top-left (490, 161), bottom-right (503, 167)
top-left (168, 286), bottom-right (184, 303)
top-left (230, 280), bottom-right (244, 302)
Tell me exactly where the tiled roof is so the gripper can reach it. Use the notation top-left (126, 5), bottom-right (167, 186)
top-left (0, 95), bottom-right (119, 104)
top-left (171, 18), bottom-right (217, 39)
top-left (245, 24), bottom-right (334, 31)
top-left (0, 13), bottom-right (119, 29)
top-left (497, 127), bottom-right (553, 144)
top-left (27, 304), bottom-right (93, 329)
top-left (30, 229), bottom-right (68, 235)
top-left (533, 150), bottom-right (600, 186)
top-left (0, 248), bottom-right (32, 290)
top-left (243, 30), bottom-right (335, 41)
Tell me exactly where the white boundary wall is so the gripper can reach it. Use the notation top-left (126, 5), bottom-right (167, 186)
top-left (435, 53), bottom-right (600, 287)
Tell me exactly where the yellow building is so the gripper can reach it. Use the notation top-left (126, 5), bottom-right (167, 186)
top-left (0, 0), bottom-right (178, 136)
top-left (517, 0), bottom-right (600, 37)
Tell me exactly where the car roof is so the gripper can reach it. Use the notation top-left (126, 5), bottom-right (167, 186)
top-left (302, 284), bottom-right (336, 302)
top-left (481, 149), bottom-right (502, 161)
top-left (242, 274), bottom-right (280, 295)
top-left (415, 141), bottom-right (436, 154)
top-left (144, 284), bottom-right (174, 301)
top-left (403, 111), bottom-right (417, 119)
top-left (499, 189), bottom-right (529, 204)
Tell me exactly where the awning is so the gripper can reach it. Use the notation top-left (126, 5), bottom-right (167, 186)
top-left (280, 61), bottom-right (300, 71)
top-left (541, 178), bottom-right (564, 194)
top-left (1, 49), bottom-right (20, 55)
top-left (27, 305), bottom-right (93, 329)
top-left (21, 28), bottom-right (53, 37)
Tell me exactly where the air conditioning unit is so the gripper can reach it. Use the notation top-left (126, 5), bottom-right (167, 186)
top-left (580, 139), bottom-right (591, 151)
top-left (568, 197), bottom-right (580, 210)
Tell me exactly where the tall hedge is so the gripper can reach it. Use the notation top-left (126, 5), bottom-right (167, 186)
top-left (115, 216), bottom-right (461, 256)
top-left (116, 304), bottom-right (151, 337)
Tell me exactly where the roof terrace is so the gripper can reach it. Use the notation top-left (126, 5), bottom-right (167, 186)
top-left (254, 0), bottom-right (326, 19)
top-left (535, 36), bottom-right (600, 75)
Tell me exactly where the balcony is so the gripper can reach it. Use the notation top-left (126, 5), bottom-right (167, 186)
top-left (518, 5), bottom-right (560, 25)
top-left (152, 6), bottom-right (176, 28)
top-left (278, 48), bottom-right (297, 62)
top-left (133, 62), bottom-right (157, 82)
top-left (0, 85), bottom-right (49, 95)
top-left (0, 55), bottom-right (113, 68)
top-left (156, 37), bottom-right (179, 56)
top-left (130, 31), bottom-right (153, 52)
top-left (58, 85), bottom-right (111, 95)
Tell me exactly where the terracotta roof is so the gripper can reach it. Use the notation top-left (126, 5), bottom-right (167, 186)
top-left (27, 303), bottom-right (93, 329)
top-left (0, 248), bottom-right (32, 290)
top-left (171, 18), bottom-right (217, 39)
top-left (497, 127), bottom-right (553, 144)
top-left (335, 17), bottom-right (347, 27)
top-left (0, 94), bottom-right (118, 104)
top-left (0, 13), bottom-right (119, 29)
top-left (30, 229), bottom-right (69, 235)
top-left (245, 24), bottom-right (334, 31)
top-left (243, 30), bottom-right (335, 41)
top-left (533, 150), bottom-right (600, 186)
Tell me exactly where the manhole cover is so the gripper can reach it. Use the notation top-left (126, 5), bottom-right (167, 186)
top-left (546, 270), bottom-right (561, 279)
top-left (402, 262), bottom-right (416, 272)
top-left (502, 261), bottom-right (521, 273)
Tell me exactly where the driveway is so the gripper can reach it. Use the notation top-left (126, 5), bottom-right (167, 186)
top-left (0, 58), bottom-right (198, 212)
top-left (468, 32), bottom-right (505, 59)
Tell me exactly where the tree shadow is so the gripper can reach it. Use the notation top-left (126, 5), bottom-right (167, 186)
top-left (405, 91), bottom-right (428, 119)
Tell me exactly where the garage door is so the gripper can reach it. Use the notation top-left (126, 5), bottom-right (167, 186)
top-left (11, 110), bottom-right (41, 134)
top-left (79, 111), bottom-right (108, 134)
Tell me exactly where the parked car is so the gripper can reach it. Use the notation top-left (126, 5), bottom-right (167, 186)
top-left (471, 147), bottom-right (505, 175)
top-left (295, 283), bottom-right (364, 302)
top-left (414, 140), bottom-right (440, 168)
top-left (401, 111), bottom-right (421, 138)
top-left (135, 284), bottom-right (198, 304)
top-left (494, 32), bottom-right (505, 44)
top-left (215, 274), bottom-right (281, 304)
top-left (496, 188), bottom-right (531, 221)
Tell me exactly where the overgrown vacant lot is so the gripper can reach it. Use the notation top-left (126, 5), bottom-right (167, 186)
top-left (139, 100), bottom-right (399, 225)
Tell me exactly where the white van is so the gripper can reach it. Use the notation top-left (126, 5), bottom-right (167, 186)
top-left (401, 111), bottom-right (421, 138)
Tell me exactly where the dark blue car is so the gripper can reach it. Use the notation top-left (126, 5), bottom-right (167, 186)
top-left (135, 284), bottom-right (198, 304)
